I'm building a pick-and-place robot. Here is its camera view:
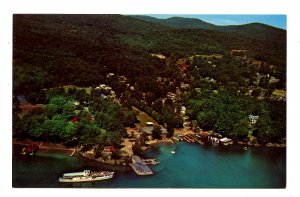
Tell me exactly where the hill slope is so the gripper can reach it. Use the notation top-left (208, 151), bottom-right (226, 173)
top-left (129, 15), bottom-right (286, 43)
top-left (13, 14), bottom-right (286, 94)
top-left (130, 15), bottom-right (217, 30)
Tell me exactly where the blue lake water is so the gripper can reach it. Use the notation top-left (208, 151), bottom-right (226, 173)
top-left (12, 142), bottom-right (286, 188)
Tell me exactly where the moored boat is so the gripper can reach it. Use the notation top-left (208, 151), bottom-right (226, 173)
top-left (21, 144), bottom-right (39, 155)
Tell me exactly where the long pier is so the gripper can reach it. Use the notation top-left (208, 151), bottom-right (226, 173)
top-left (130, 155), bottom-right (153, 175)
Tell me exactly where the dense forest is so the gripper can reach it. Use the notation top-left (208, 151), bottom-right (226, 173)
top-left (13, 15), bottom-right (285, 94)
top-left (13, 87), bottom-right (136, 155)
top-left (130, 15), bottom-right (286, 44)
top-left (186, 87), bottom-right (286, 143)
top-left (13, 14), bottom-right (286, 145)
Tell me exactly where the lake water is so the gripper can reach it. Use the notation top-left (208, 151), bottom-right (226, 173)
top-left (12, 142), bottom-right (286, 188)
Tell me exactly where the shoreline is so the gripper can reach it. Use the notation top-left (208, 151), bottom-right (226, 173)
top-left (13, 135), bottom-right (286, 166)
top-left (13, 139), bottom-right (78, 156)
top-left (237, 141), bottom-right (286, 148)
top-left (78, 152), bottom-right (130, 171)
top-left (173, 128), bottom-right (286, 148)
top-left (146, 138), bottom-right (174, 146)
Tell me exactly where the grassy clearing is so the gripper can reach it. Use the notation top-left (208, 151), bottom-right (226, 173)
top-left (272, 89), bottom-right (286, 97)
top-left (62, 85), bottom-right (92, 94)
top-left (18, 104), bottom-right (44, 117)
top-left (132, 107), bottom-right (158, 126)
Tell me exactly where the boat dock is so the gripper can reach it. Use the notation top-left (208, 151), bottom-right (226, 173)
top-left (130, 155), bottom-right (153, 175)
top-left (181, 134), bottom-right (205, 145)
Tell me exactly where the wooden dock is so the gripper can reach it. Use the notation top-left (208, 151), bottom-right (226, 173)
top-left (181, 134), bottom-right (205, 145)
top-left (131, 155), bottom-right (153, 175)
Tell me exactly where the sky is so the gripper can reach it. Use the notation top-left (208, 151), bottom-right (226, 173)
top-left (146, 14), bottom-right (286, 30)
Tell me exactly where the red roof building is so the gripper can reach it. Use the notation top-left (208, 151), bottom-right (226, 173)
top-left (179, 63), bottom-right (189, 70)
top-left (71, 116), bottom-right (79, 123)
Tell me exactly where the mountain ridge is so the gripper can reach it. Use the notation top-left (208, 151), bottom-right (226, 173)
top-left (129, 15), bottom-right (286, 43)
top-left (13, 14), bottom-right (286, 94)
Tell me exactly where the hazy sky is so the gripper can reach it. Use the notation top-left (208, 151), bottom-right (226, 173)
top-left (146, 14), bottom-right (286, 29)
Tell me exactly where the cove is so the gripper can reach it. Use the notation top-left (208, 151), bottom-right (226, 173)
top-left (12, 142), bottom-right (286, 188)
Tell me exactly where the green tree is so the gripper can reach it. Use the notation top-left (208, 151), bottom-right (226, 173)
top-left (214, 113), bottom-right (235, 136)
top-left (94, 112), bottom-right (113, 129)
top-left (106, 131), bottom-right (122, 146)
top-left (255, 115), bottom-right (275, 143)
top-left (26, 113), bottom-right (47, 139)
top-left (151, 126), bottom-right (162, 140)
top-left (122, 110), bottom-right (136, 127)
top-left (62, 101), bottom-right (78, 116)
top-left (13, 112), bottom-right (22, 138)
top-left (132, 139), bottom-right (143, 156)
top-left (49, 114), bottom-right (69, 141)
top-left (111, 149), bottom-right (121, 159)
top-left (197, 111), bottom-right (217, 130)
top-left (152, 99), bottom-right (163, 113)
top-left (75, 89), bottom-right (89, 104)
top-left (44, 103), bottom-right (59, 117)
top-left (63, 123), bottom-right (78, 142)
top-left (166, 122), bottom-right (175, 138)
top-left (233, 118), bottom-right (250, 140)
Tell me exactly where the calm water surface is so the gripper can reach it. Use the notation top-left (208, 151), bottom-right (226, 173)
top-left (13, 142), bottom-right (286, 188)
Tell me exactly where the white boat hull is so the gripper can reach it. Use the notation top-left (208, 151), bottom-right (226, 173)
top-left (58, 170), bottom-right (114, 183)
top-left (59, 175), bottom-right (113, 183)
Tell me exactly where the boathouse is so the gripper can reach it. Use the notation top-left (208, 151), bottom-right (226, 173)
top-left (208, 136), bottom-right (219, 145)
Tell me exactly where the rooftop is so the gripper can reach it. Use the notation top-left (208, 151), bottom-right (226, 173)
top-left (220, 137), bottom-right (232, 143)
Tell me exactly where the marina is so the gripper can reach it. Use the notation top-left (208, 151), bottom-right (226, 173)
top-left (180, 133), bottom-right (205, 145)
top-left (11, 14), bottom-right (286, 190)
top-left (13, 142), bottom-right (286, 188)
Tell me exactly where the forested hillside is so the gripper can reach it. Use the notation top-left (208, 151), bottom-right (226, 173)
top-left (13, 14), bottom-right (286, 145)
top-left (130, 15), bottom-right (286, 44)
top-left (13, 14), bottom-right (285, 94)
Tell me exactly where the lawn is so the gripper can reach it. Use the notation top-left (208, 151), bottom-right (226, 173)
top-left (132, 107), bottom-right (158, 127)
top-left (62, 85), bottom-right (92, 94)
top-left (272, 89), bottom-right (286, 97)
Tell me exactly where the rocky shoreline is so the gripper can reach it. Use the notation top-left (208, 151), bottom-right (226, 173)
top-left (237, 141), bottom-right (286, 147)
top-left (13, 136), bottom-right (286, 170)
